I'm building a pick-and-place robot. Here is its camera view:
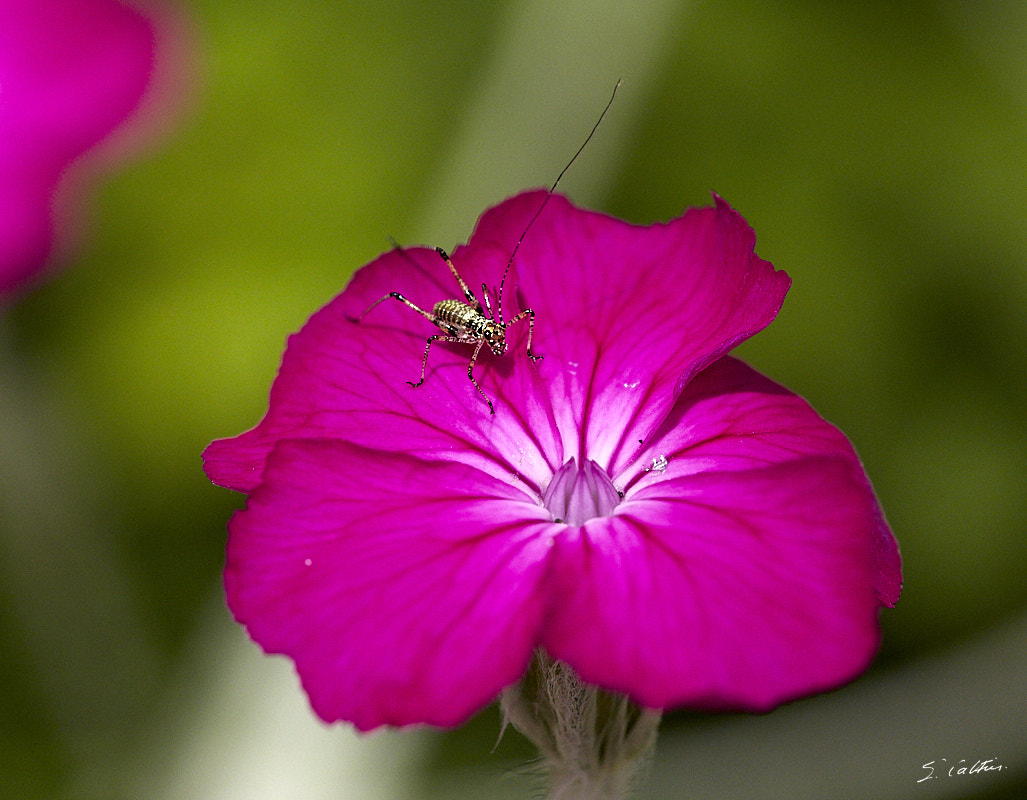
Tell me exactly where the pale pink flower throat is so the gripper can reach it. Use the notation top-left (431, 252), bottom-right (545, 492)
top-left (543, 458), bottom-right (622, 526)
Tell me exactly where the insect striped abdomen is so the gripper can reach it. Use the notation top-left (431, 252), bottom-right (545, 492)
top-left (433, 299), bottom-right (484, 336)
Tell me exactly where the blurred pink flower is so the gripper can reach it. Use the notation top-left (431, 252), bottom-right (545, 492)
top-left (0, 0), bottom-right (184, 295)
top-left (204, 190), bottom-right (902, 731)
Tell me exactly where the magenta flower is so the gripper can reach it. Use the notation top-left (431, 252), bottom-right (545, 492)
top-left (204, 190), bottom-right (902, 731)
top-left (0, 0), bottom-right (178, 295)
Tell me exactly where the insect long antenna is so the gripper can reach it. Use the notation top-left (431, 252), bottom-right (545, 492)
top-left (496, 78), bottom-right (622, 321)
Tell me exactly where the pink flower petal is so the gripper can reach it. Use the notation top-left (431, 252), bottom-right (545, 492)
top-left (544, 459), bottom-right (885, 712)
top-left (226, 438), bottom-right (555, 729)
top-left (541, 356), bottom-right (898, 710)
top-left (205, 191), bottom-right (789, 496)
top-left (452, 191), bottom-right (792, 469)
top-left (205, 191), bottom-right (901, 729)
top-left (0, 0), bottom-right (175, 294)
top-left (621, 356), bottom-right (900, 607)
top-left (204, 243), bottom-right (566, 494)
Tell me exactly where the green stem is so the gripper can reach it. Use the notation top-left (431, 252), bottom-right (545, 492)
top-left (500, 650), bottom-right (661, 800)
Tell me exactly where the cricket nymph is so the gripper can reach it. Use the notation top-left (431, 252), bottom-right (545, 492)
top-left (349, 81), bottom-right (621, 415)
top-left (432, 298), bottom-right (509, 356)
top-left (349, 247), bottom-right (540, 415)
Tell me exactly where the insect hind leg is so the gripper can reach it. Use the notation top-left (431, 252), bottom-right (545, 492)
top-left (347, 291), bottom-right (435, 324)
top-left (434, 248), bottom-right (481, 311)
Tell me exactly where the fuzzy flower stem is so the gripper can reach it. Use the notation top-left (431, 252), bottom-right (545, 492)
top-left (500, 650), bottom-right (662, 800)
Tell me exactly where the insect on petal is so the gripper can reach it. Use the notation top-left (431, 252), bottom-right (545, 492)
top-left (204, 188), bottom-right (900, 731)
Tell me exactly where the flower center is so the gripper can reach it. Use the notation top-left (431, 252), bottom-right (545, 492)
top-left (542, 458), bottom-right (622, 526)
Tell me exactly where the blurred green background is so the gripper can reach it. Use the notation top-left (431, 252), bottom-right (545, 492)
top-left (2, 0), bottom-right (1025, 798)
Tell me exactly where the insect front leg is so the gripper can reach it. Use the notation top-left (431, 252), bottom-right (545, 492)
top-left (464, 338), bottom-right (496, 415)
top-left (410, 333), bottom-right (496, 415)
top-left (505, 308), bottom-right (543, 361)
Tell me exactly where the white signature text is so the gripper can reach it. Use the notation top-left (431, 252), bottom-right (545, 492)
top-left (918, 757), bottom-right (1005, 783)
